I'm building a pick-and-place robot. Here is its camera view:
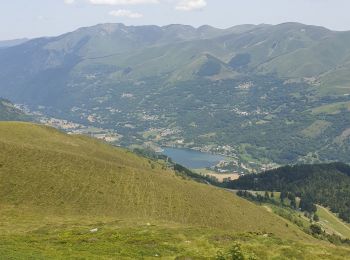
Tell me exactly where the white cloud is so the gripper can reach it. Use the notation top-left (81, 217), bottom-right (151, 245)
top-left (175, 0), bottom-right (206, 11)
top-left (64, 0), bottom-right (76, 4)
top-left (109, 9), bottom-right (143, 18)
top-left (89, 0), bottom-right (158, 5)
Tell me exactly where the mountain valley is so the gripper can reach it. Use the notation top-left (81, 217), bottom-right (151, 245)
top-left (1, 23), bottom-right (350, 170)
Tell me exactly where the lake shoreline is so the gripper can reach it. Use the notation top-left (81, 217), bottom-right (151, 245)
top-left (159, 145), bottom-right (233, 159)
top-left (160, 147), bottom-right (226, 169)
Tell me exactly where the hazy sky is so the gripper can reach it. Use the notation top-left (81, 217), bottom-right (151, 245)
top-left (1, 0), bottom-right (350, 40)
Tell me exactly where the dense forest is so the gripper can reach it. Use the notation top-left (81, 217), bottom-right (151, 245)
top-left (226, 163), bottom-right (350, 222)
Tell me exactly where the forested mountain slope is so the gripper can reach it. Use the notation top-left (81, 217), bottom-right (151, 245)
top-left (0, 23), bottom-right (349, 168)
top-left (226, 163), bottom-right (350, 222)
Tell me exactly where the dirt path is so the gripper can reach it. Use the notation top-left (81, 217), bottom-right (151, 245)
top-left (263, 205), bottom-right (272, 213)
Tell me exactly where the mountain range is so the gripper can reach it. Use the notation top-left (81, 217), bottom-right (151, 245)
top-left (0, 38), bottom-right (28, 49)
top-left (0, 22), bottom-right (349, 168)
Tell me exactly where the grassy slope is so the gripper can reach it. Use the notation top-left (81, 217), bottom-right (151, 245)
top-left (1, 215), bottom-right (350, 260)
top-left (0, 122), bottom-right (303, 235)
top-left (1, 122), bottom-right (350, 258)
top-left (317, 206), bottom-right (350, 239)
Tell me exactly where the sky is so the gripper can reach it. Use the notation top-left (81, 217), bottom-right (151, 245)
top-left (1, 0), bottom-right (350, 40)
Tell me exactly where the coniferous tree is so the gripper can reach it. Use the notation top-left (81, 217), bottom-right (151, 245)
top-left (313, 214), bottom-right (320, 222)
top-left (280, 191), bottom-right (287, 204)
top-left (300, 197), bottom-right (317, 213)
top-left (264, 191), bottom-right (270, 200)
top-left (290, 198), bottom-right (297, 209)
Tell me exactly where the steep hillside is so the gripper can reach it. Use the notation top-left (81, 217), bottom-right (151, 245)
top-left (1, 122), bottom-right (350, 258)
top-left (0, 122), bottom-right (299, 235)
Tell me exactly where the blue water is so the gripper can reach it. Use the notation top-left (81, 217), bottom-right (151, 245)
top-left (162, 147), bottom-right (225, 169)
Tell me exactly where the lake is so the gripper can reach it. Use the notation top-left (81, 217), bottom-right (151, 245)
top-left (162, 147), bottom-right (226, 169)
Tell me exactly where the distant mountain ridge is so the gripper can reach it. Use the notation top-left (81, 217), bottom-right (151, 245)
top-left (0, 38), bottom-right (28, 49)
top-left (1, 22), bottom-right (349, 103)
top-left (0, 22), bottom-right (344, 99)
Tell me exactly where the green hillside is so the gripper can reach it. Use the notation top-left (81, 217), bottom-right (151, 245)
top-left (2, 122), bottom-right (350, 258)
top-left (1, 122), bottom-right (350, 258)
top-left (0, 122), bottom-right (300, 233)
